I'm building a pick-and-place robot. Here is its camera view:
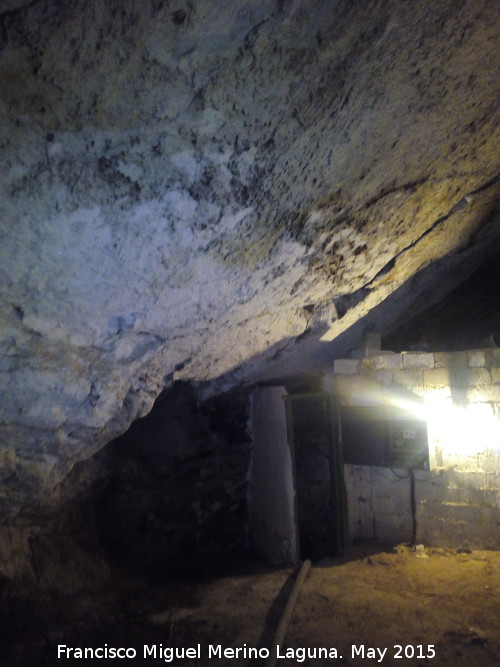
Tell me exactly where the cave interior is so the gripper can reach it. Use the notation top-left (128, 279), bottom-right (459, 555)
top-left (1, 0), bottom-right (499, 665)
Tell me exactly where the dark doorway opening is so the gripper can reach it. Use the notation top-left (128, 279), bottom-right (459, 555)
top-left (286, 393), bottom-right (348, 561)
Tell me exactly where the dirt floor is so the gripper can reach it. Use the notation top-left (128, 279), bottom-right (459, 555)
top-left (1, 545), bottom-right (499, 666)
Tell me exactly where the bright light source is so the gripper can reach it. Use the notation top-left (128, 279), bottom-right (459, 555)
top-left (421, 392), bottom-right (500, 458)
top-left (380, 388), bottom-right (500, 457)
top-left (331, 376), bottom-right (500, 460)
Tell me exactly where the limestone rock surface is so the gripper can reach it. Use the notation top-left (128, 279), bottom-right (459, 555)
top-left (1, 0), bottom-right (499, 518)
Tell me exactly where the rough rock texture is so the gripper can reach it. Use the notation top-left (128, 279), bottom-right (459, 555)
top-left (1, 0), bottom-right (499, 519)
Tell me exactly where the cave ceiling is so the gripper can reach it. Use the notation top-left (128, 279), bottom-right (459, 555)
top-left (0, 0), bottom-right (499, 518)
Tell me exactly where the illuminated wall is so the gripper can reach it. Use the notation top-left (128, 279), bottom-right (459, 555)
top-left (324, 349), bottom-right (500, 549)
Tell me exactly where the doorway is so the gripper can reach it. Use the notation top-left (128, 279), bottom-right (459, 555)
top-left (286, 393), bottom-right (347, 560)
top-left (249, 388), bottom-right (347, 565)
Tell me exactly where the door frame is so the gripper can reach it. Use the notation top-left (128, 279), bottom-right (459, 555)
top-left (285, 392), bottom-right (348, 558)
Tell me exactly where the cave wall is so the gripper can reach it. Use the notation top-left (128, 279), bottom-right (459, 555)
top-left (325, 349), bottom-right (500, 549)
top-left (1, 0), bottom-right (499, 522)
top-left (0, 383), bottom-right (251, 586)
top-left (77, 383), bottom-right (252, 573)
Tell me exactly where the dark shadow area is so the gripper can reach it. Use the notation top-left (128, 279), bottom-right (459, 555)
top-left (384, 257), bottom-right (500, 352)
top-left (0, 542), bottom-right (283, 667)
top-left (0, 382), bottom-right (258, 665)
top-left (85, 382), bottom-right (252, 579)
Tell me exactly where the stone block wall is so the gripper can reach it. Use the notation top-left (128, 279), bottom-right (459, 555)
top-left (343, 465), bottom-right (413, 545)
top-left (324, 349), bottom-right (500, 549)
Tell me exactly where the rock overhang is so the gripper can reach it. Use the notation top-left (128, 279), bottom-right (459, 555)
top-left (0, 0), bottom-right (499, 519)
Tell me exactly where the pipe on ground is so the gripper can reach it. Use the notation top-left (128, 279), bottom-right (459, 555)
top-left (264, 559), bottom-right (312, 667)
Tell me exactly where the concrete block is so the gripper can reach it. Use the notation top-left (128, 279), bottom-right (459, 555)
top-left (413, 470), bottom-right (433, 484)
top-left (368, 352), bottom-right (403, 370)
top-left (418, 469), bottom-right (493, 491)
top-left (486, 471), bottom-right (500, 490)
top-left (483, 487), bottom-right (500, 506)
top-left (451, 487), bottom-right (488, 505)
top-left (417, 513), bottom-right (500, 550)
top-left (491, 366), bottom-right (500, 385)
top-left (344, 465), bottom-right (375, 541)
top-left (423, 367), bottom-right (453, 389)
top-left (369, 471), bottom-right (412, 544)
top-left (445, 469), bottom-right (489, 490)
top-left (468, 350), bottom-right (486, 368)
top-left (456, 521), bottom-right (500, 550)
top-left (333, 358), bottom-right (359, 375)
top-left (425, 501), bottom-right (498, 525)
top-left (392, 369), bottom-right (424, 392)
top-left (466, 385), bottom-right (500, 403)
top-left (417, 484), bottom-right (496, 506)
top-left (484, 348), bottom-right (500, 368)
top-left (422, 386), bottom-right (453, 404)
top-left (402, 352), bottom-right (435, 369)
top-left (363, 331), bottom-right (381, 356)
top-left (477, 450), bottom-right (500, 474)
top-left (339, 376), bottom-right (385, 405)
top-left (434, 351), bottom-right (467, 368)
top-left (439, 452), bottom-right (490, 472)
top-left (455, 367), bottom-right (491, 386)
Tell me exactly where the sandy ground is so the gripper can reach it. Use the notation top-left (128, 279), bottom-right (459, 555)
top-left (1, 545), bottom-right (499, 666)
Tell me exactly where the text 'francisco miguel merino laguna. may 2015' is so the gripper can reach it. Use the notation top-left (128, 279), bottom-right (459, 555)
top-left (57, 643), bottom-right (437, 662)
